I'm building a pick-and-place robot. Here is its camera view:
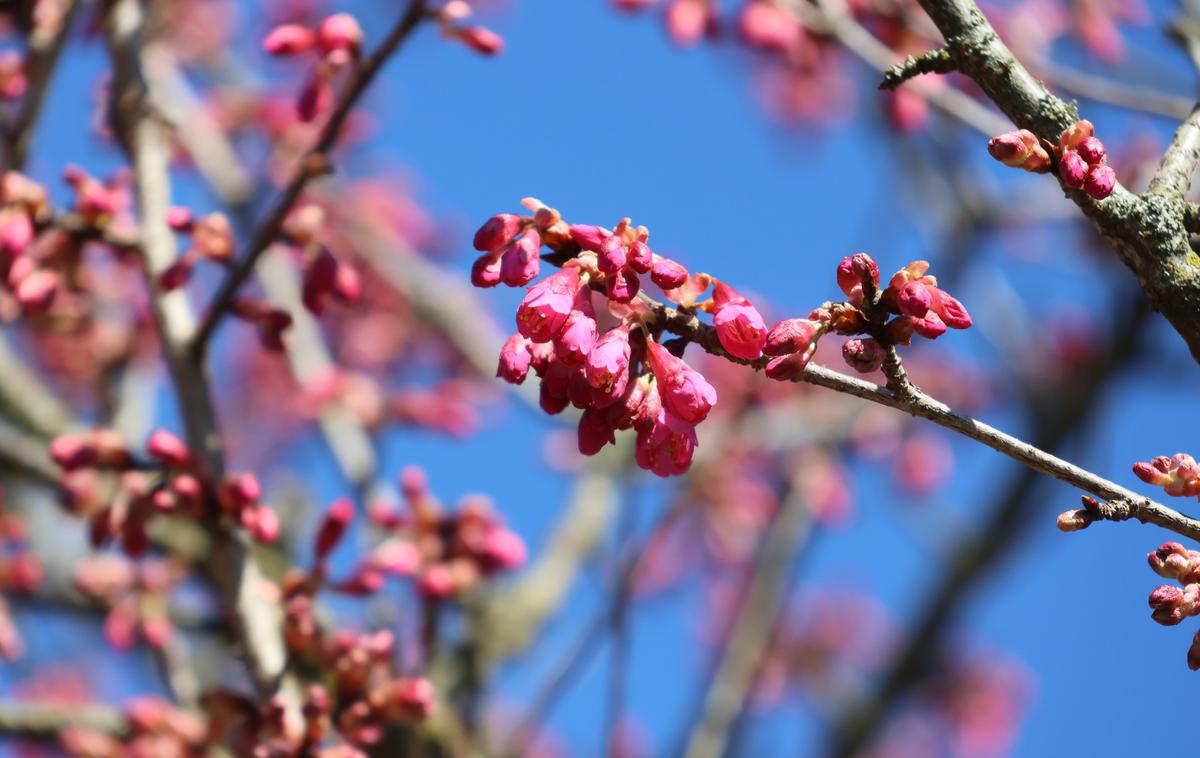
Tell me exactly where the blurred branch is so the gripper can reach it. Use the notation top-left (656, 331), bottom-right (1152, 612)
top-left (3, 0), bottom-right (83, 170)
top-left (1031, 57), bottom-right (1194, 121)
top-left (103, 0), bottom-right (299, 709)
top-left (192, 0), bottom-right (429, 357)
top-left (0, 701), bottom-right (127, 740)
top-left (682, 480), bottom-right (814, 758)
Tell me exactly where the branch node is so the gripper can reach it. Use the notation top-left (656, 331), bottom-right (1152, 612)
top-left (879, 48), bottom-right (956, 91)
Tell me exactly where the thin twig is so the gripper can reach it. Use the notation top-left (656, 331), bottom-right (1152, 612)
top-left (0, 701), bottom-right (127, 740)
top-left (191, 0), bottom-right (429, 357)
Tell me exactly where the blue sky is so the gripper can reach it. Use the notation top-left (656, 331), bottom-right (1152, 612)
top-left (7, 1), bottom-right (1200, 756)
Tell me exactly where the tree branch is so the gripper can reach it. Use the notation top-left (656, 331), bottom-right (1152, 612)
top-left (0, 701), bottom-right (126, 741)
top-left (1149, 104), bottom-right (1200, 198)
top-left (191, 0), bottom-right (429, 358)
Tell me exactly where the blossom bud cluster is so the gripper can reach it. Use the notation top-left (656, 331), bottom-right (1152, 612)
top-left (49, 428), bottom-right (280, 554)
top-left (830, 254), bottom-right (972, 374)
top-left (73, 554), bottom-right (180, 652)
top-left (1143, 541), bottom-right (1200, 669)
top-left (1134, 453), bottom-right (1200, 498)
top-left (1056, 120), bottom-right (1115, 199)
top-left (289, 466), bottom-right (526, 602)
top-left (158, 208), bottom-right (236, 291)
top-left (61, 696), bottom-right (207, 758)
top-left (473, 203), bottom-right (975, 475)
top-left (473, 200), bottom-right (723, 477)
top-left (264, 13), bottom-right (364, 121)
top-left (987, 120), bottom-right (1115, 199)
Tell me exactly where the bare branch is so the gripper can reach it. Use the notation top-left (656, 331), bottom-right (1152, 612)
top-left (0, 701), bottom-right (126, 740)
top-left (192, 0), bottom-right (429, 357)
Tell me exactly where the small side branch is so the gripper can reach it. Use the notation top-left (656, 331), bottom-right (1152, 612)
top-left (191, 0), bottom-right (428, 357)
top-left (879, 48), bottom-right (956, 90)
top-left (0, 701), bottom-right (126, 740)
top-left (1149, 104), bottom-right (1200, 198)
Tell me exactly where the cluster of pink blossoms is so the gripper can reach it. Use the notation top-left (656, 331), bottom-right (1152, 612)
top-left (987, 119), bottom-right (1116, 200)
top-left (158, 208), bottom-right (235, 291)
top-left (1134, 453), bottom-right (1200, 498)
top-left (1146, 542), bottom-right (1200, 669)
top-left (470, 201), bottom-right (972, 477)
top-left (72, 554), bottom-right (180, 652)
top-left (50, 428), bottom-right (281, 554)
top-left (0, 497), bottom-right (41, 660)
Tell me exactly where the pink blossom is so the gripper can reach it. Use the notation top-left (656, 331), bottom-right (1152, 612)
top-left (912, 311), bottom-right (948, 339)
top-left (315, 498), bottom-right (354, 560)
top-left (598, 234), bottom-right (628, 275)
top-left (842, 338), bottom-right (885, 373)
top-left (1084, 163), bottom-right (1116, 199)
top-left (765, 318), bottom-right (822, 356)
top-left (585, 327), bottom-right (632, 400)
top-left (896, 281), bottom-right (932, 317)
top-left (554, 305), bottom-right (598, 367)
top-left (1058, 150), bottom-right (1087, 188)
top-left (500, 229), bottom-right (541, 286)
top-left (738, 1), bottom-right (801, 50)
top-left (929, 288), bottom-right (972, 329)
top-left (1076, 136), bottom-right (1106, 165)
top-left (578, 407), bottom-right (617, 455)
top-left (316, 13), bottom-right (363, 58)
top-left (263, 24), bottom-right (315, 56)
top-left (517, 267), bottom-right (582, 342)
top-left (475, 213), bottom-right (523, 252)
top-left (455, 26), bottom-right (504, 56)
top-left (665, 0), bottom-right (711, 46)
top-left (645, 341), bottom-right (716, 424)
top-left (765, 349), bottom-right (814, 380)
top-left (480, 528), bottom-right (526, 572)
top-left (712, 281), bottom-right (767, 360)
top-left (497, 333), bottom-right (533, 384)
top-left (1058, 120), bottom-right (1095, 152)
top-left (147, 430), bottom-right (190, 468)
top-left (650, 258), bottom-right (689, 290)
top-left (986, 129), bottom-right (1051, 171)
top-left (569, 224), bottom-right (610, 251)
top-left (635, 410), bottom-right (698, 476)
top-left (629, 240), bottom-right (653, 272)
top-left (606, 267), bottom-right (640, 304)
top-left (471, 251), bottom-right (503, 288)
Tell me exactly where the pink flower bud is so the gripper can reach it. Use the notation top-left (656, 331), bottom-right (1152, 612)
top-left (1056, 509), bottom-right (1095, 532)
top-left (650, 258), bottom-right (689, 290)
top-left (842, 338), bottom-right (885, 373)
top-left (986, 129), bottom-right (1051, 171)
top-left (645, 341), bottom-right (716, 424)
top-left (912, 311), bottom-right (948, 339)
top-left (836, 253), bottom-right (879, 299)
top-left (765, 349), bottom-right (814, 381)
top-left (629, 240), bottom-right (653, 273)
top-left (13, 268), bottom-right (58, 311)
top-left (764, 318), bottom-right (821, 356)
top-left (554, 308), bottom-right (598, 367)
top-left (250, 506), bottom-right (280, 544)
top-left (1149, 542), bottom-right (1189, 578)
top-left (586, 326), bottom-right (632, 399)
top-left (192, 213), bottom-right (234, 262)
top-left (1076, 136), bottom-right (1106, 165)
top-left (897, 281), bottom-right (932, 317)
top-left (455, 25), bottom-right (504, 56)
top-left (1134, 461), bottom-right (1171, 487)
top-left (1058, 120), bottom-right (1095, 153)
top-left (147, 430), bottom-right (190, 468)
top-left (0, 208), bottom-right (32, 258)
top-left (598, 234), bottom-right (628, 275)
top-left (738, 1), bottom-right (800, 50)
top-left (497, 333), bottom-right (533, 384)
top-left (314, 498), bottom-right (354, 560)
top-left (297, 73), bottom-right (332, 122)
top-left (316, 13), bottom-right (363, 57)
top-left (517, 266), bottom-right (581, 342)
top-left (635, 410), bottom-right (698, 476)
top-left (50, 434), bottom-right (98, 471)
top-left (1150, 585), bottom-right (1185, 625)
top-left (264, 24), bottom-right (315, 56)
top-left (475, 214), bottom-right (523, 252)
top-left (568, 224), bottom-right (608, 253)
top-left (480, 527), bottom-right (526, 572)
top-left (665, 0), bottom-right (711, 46)
top-left (500, 230), bottom-right (541, 287)
top-left (1083, 163), bottom-right (1116, 200)
top-left (605, 267), bottom-right (640, 304)
top-left (158, 258), bottom-right (193, 292)
top-left (394, 677), bottom-right (436, 719)
top-left (419, 563), bottom-right (457, 598)
top-left (471, 251), bottom-right (503, 288)
top-left (166, 206), bottom-right (193, 231)
top-left (218, 472), bottom-right (261, 514)
top-left (712, 283), bottom-right (767, 360)
top-left (578, 407), bottom-right (617, 455)
top-left (371, 539), bottom-right (421, 576)
top-left (929, 288), bottom-right (972, 329)
top-left (1058, 150), bottom-right (1087, 189)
